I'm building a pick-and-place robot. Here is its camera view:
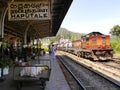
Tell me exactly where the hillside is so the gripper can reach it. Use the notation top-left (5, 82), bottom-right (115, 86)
top-left (44, 28), bottom-right (83, 44)
top-left (55, 28), bottom-right (83, 41)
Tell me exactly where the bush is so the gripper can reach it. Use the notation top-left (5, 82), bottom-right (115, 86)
top-left (41, 45), bottom-right (49, 52)
top-left (111, 40), bottom-right (120, 53)
top-left (0, 56), bottom-right (13, 68)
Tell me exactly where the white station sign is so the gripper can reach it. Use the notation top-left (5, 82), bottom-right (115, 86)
top-left (8, 1), bottom-right (50, 20)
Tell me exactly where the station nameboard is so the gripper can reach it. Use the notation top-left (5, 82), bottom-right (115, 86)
top-left (8, 1), bottom-right (51, 20)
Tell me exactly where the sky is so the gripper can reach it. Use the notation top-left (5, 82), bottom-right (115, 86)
top-left (61, 0), bottom-right (120, 34)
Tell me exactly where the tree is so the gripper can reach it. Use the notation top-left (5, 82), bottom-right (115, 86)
top-left (110, 25), bottom-right (120, 41)
top-left (110, 25), bottom-right (120, 53)
top-left (56, 28), bottom-right (82, 41)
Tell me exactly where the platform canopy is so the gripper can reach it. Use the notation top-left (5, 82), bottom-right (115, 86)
top-left (0, 0), bottom-right (73, 42)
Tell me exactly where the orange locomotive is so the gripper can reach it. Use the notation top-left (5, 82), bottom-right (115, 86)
top-left (72, 32), bottom-right (113, 60)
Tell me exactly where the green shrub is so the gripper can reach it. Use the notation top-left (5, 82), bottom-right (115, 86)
top-left (0, 56), bottom-right (13, 68)
top-left (111, 40), bottom-right (120, 53)
top-left (41, 45), bottom-right (49, 52)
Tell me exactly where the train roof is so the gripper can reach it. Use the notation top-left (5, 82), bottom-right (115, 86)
top-left (72, 39), bottom-right (81, 42)
top-left (82, 32), bottom-right (104, 38)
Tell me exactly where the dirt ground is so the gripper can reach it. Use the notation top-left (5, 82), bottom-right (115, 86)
top-left (113, 53), bottom-right (120, 58)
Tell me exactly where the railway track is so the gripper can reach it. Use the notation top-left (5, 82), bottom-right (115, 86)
top-left (113, 58), bottom-right (120, 64)
top-left (57, 55), bottom-right (86, 90)
top-left (57, 52), bottom-right (120, 90)
top-left (59, 50), bottom-right (120, 82)
top-left (99, 61), bottom-right (120, 71)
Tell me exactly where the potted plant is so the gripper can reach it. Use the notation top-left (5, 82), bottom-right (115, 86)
top-left (0, 55), bottom-right (13, 82)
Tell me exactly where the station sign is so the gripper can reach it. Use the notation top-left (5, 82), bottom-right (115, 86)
top-left (8, 1), bottom-right (51, 20)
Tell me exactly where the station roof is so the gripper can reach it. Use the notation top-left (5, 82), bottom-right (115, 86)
top-left (0, 0), bottom-right (73, 41)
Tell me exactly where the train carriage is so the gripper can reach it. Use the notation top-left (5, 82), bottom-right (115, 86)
top-left (59, 32), bottom-right (114, 61)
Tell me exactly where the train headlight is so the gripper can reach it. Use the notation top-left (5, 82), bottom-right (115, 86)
top-left (95, 51), bottom-right (100, 55)
top-left (110, 51), bottom-right (114, 54)
top-left (101, 51), bottom-right (106, 54)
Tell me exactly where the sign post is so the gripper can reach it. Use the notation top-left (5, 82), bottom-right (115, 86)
top-left (8, 1), bottom-right (51, 21)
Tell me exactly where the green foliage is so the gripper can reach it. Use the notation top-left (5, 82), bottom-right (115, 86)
top-left (0, 56), bottom-right (13, 68)
top-left (16, 49), bottom-right (24, 59)
top-left (110, 25), bottom-right (120, 38)
top-left (41, 45), bottom-right (49, 52)
top-left (49, 37), bottom-right (56, 44)
top-left (56, 28), bottom-right (82, 41)
top-left (111, 38), bottom-right (120, 53)
top-left (110, 25), bottom-right (120, 53)
top-left (47, 28), bottom-right (84, 44)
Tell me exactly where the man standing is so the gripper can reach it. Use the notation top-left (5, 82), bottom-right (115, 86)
top-left (51, 45), bottom-right (56, 60)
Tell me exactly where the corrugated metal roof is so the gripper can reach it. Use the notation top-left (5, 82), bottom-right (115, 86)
top-left (0, 0), bottom-right (73, 42)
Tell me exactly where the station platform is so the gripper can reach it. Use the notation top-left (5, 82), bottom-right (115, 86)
top-left (39, 54), bottom-right (70, 90)
top-left (0, 53), bottom-right (71, 90)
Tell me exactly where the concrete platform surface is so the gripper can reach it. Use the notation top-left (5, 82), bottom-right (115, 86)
top-left (0, 53), bottom-right (71, 90)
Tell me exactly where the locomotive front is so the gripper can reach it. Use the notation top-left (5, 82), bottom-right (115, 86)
top-left (81, 32), bottom-right (114, 60)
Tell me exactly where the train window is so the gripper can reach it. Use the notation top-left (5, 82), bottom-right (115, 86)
top-left (92, 40), bottom-right (96, 44)
top-left (102, 40), bottom-right (106, 44)
top-left (86, 37), bottom-right (89, 41)
top-left (82, 38), bottom-right (86, 42)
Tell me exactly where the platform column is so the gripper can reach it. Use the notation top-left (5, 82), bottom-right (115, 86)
top-left (0, 6), bottom-right (7, 81)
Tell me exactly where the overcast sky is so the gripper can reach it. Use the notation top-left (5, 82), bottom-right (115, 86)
top-left (61, 0), bottom-right (120, 34)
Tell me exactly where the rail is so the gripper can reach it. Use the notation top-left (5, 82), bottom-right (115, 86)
top-left (65, 55), bottom-right (120, 88)
top-left (57, 56), bottom-right (86, 90)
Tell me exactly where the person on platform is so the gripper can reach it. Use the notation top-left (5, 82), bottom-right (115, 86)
top-left (51, 45), bottom-right (56, 60)
top-left (48, 45), bottom-right (52, 55)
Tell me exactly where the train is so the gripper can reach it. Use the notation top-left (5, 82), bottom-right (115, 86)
top-left (57, 32), bottom-right (114, 60)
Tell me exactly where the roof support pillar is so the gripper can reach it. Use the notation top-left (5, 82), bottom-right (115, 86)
top-left (0, 0), bottom-right (14, 38)
top-left (24, 24), bottom-right (30, 45)
top-left (0, 7), bottom-right (7, 38)
top-left (0, 0), bottom-right (14, 80)
top-left (24, 22), bottom-right (33, 46)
